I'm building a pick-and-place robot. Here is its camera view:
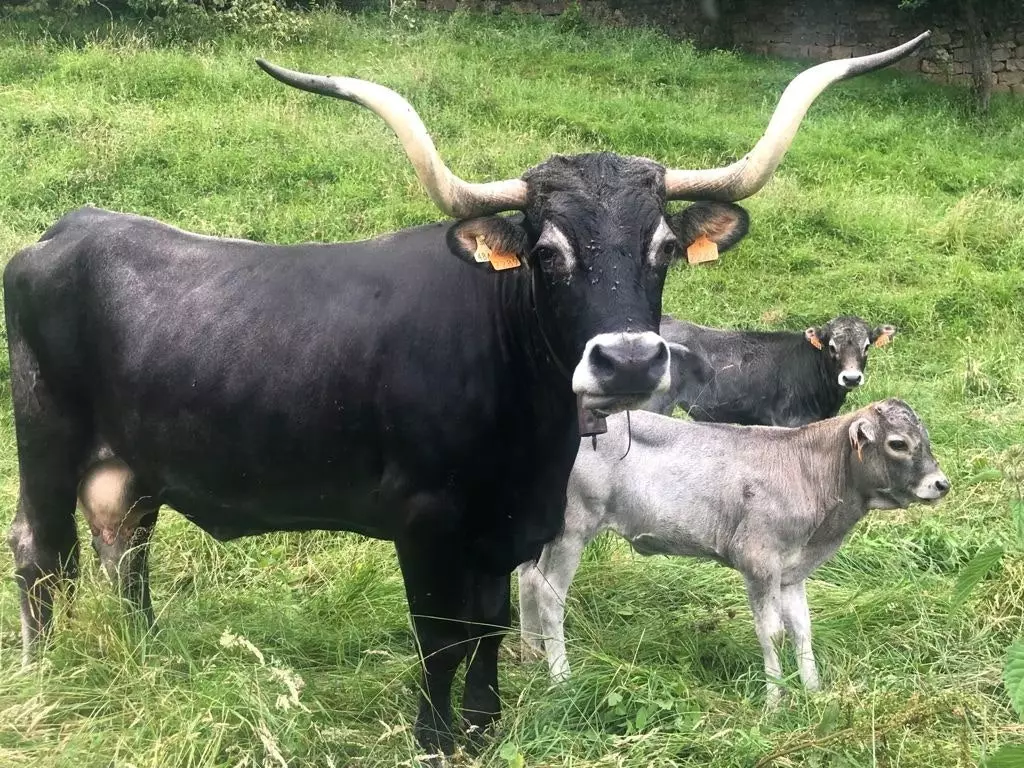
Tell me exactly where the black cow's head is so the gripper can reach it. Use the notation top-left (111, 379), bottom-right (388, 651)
top-left (442, 155), bottom-right (748, 414)
top-left (256, 32), bottom-right (928, 415)
top-left (804, 315), bottom-right (896, 390)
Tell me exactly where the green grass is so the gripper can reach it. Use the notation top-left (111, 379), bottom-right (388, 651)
top-left (1, 7), bottom-right (1023, 767)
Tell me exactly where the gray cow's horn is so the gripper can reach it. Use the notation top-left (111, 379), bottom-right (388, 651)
top-left (256, 60), bottom-right (528, 219)
top-left (663, 31), bottom-right (931, 202)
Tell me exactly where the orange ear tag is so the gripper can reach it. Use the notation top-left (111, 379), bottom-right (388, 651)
top-left (808, 335), bottom-right (823, 351)
top-left (488, 250), bottom-right (522, 271)
top-left (474, 234), bottom-right (521, 270)
top-left (686, 234), bottom-right (720, 265)
top-left (874, 333), bottom-right (891, 348)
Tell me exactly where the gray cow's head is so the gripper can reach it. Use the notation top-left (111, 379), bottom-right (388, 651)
top-left (257, 32), bottom-right (927, 415)
top-left (804, 315), bottom-right (896, 390)
top-left (847, 399), bottom-right (950, 509)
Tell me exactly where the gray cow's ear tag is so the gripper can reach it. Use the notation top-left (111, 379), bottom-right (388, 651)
top-left (577, 396), bottom-right (607, 446)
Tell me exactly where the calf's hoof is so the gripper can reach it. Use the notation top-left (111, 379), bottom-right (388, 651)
top-left (520, 640), bottom-right (544, 662)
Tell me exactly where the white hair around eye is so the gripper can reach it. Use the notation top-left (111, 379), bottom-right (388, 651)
top-left (647, 219), bottom-right (676, 266)
top-left (536, 222), bottom-right (575, 273)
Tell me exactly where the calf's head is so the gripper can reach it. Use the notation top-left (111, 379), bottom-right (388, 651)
top-left (847, 399), bottom-right (950, 509)
top-left (805, 315), bottom-right (896, 390)
top-left (257, 32), bottom-right (928, 414)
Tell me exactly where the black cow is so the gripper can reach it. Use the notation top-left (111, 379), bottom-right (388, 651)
top-left (643, 314), bottom-right (897, 426)
top-left (4, 34), bottom-right (928, 755)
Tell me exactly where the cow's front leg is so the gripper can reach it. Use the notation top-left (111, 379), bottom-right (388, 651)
top-left (396, 498), bottom-right (469, 756)
top-left (462, 569), bottom-right (509, 746)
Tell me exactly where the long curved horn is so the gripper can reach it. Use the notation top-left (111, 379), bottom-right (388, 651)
top-left (256, 60), bottom-right (528, 219)
top-left (664, 31), bottom-right (931, 202)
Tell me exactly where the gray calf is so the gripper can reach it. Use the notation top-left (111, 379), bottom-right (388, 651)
top-left (643, 314), bottom-right (896, 426)
top-left (518, 399), bottom-right (948, 704)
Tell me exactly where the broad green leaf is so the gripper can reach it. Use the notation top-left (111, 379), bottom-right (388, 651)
top-left (606, 690), bottom-right (623, 708)
top-left (951, 546), bottom-right (1004, 610)
top-left (815, 700), bottom-right (842, 736)
top-left (1005, 639), bottom-right (1024, 721)
top-left (982, 743), bottom-right (1024, 767)
top-left (965, 468), bottom-right (1003, 485)
top-left (498, 741), bottom-right (518, 761)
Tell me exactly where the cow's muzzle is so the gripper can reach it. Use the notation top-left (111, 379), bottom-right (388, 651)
top-left (838, 369), bottom-right (865, 389)
top-left (914, 471), bottom-right (951, 502)
top-left (572, 332), bottom-right (670, 414)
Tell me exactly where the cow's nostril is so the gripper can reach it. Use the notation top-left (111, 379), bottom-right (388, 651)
top-left (590, 344), bottom-right (617, 380)
top-left (653, 343), bottom-right (669, 365)
top-left (934, 477), bottom-right (950, 493)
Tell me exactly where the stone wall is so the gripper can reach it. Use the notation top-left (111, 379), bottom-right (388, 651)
top-left (417, 0), bottom-right (1024, 95)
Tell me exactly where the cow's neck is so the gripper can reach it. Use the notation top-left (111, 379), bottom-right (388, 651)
top-left (497, 269), bottom-right (577, 411)
top-left (810, 348), bottom-right (847, 416)
top-left (798, 416), bottom-right (870, 543)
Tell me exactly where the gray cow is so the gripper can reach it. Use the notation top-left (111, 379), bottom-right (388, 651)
top-left (518, 399), bottom-right (949, 704)
top-left (643, 314), bottom-right (896, 427)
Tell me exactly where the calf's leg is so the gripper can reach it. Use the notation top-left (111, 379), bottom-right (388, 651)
top-left (516, 563), bottom-right (545, 661)
top-left (744, 572), bottom-right (785, 709)
top-left (531, 532), bottom-right (588, 682)
top-left (781, 580), bottom-right (819, 691)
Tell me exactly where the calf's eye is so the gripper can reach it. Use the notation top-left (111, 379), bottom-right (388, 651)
top-left (887, 439), bottom-right (909, 452)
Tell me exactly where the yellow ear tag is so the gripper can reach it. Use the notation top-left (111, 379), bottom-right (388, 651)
top-left (686, 234), bottom-right (720, 265)
top-left (808, 334), bottom-right (823, 351)
top-left (473, 235), bottom-right (492, 263)
top-left (874, 333), bottom-right (892, 348)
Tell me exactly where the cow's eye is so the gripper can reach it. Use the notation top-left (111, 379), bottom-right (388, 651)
top-left (662, 238), bottom-right (677, 256)
top-left (887, 438), bottom-right (909, 452)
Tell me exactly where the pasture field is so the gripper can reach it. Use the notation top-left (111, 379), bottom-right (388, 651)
top-left (1, 7), bottom-right (1023, 767)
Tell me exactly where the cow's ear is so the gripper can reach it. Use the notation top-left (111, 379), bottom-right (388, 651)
top-left (668, 342), bottom-right (711, 388)
top-left (804, 327), bottom-right (824, 350)
top-left (667, 202), bottom-right (749, 260)
top-left (447, 216), bottom-right (530, 272)
top-left (871, 324), bottom-right (897, 348)
top-left (849, 417), bottom-right (876, 460)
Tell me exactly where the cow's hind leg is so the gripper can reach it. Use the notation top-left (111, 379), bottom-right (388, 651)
top-left (462, 570), bottom-right (510, 745)
top-left (7, 340), bottom-right (86, 663)
top-left (117, 509), bottom-right (158, 626)
top-left (79, 459), bottom-right (160, 626)
top-left (396, 496), bottom-right (471, 756)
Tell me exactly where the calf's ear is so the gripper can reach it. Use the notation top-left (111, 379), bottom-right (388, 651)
top-left (804, 327), bottom-right (824, 350)
top-left (668, 202), bottom-right (750, 259)
top-left (668, 342), bottom-right (711, 387)
top-left (871, 324), bottom-right (897, 348)
top-left (848, 417), bottom-right (877, 460)
top-left (447, 216), bottom-right (530, 272)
